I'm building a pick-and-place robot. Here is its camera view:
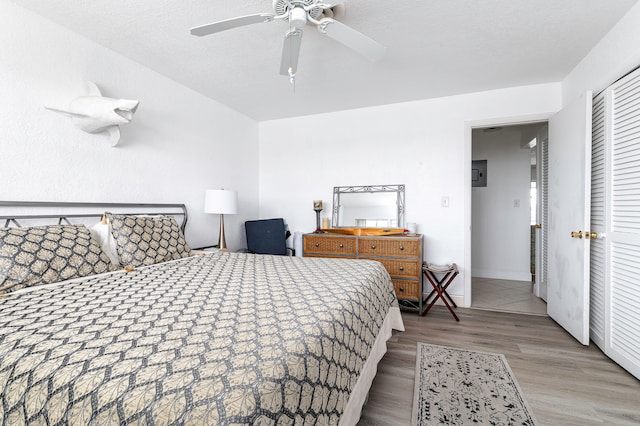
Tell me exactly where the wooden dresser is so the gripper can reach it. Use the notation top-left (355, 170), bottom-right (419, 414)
top-left (303, 233), bottom-right (426, 314)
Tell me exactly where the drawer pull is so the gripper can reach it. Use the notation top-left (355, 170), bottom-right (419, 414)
top-left (315, 243), bottom-right (320, 247)
top-left (399, 266), bottom-right (404, 271)
top-left (400, 245), bottom-right (405, 251)
top-left (399, 287), bottom-right (405, 292)
top-left (339, 243), bottom-right (344, 248)
top-left (371, 245), bottom-right (376, 250)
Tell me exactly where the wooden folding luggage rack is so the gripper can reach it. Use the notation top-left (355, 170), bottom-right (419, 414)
top-left (422, 262), bottom-right (459, 321)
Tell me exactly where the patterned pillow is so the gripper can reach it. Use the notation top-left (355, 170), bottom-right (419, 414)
top-left (107, 214), bottom-right (192, 268)
top-left (0, 224), bottom-right (116, 296)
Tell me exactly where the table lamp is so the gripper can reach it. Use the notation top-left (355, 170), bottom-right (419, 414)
top-left (204, 189), bottom-right (238, 250)
top-left (313, 200), bottom-right (323, 233)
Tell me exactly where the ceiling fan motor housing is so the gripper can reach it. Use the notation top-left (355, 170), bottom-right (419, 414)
top-left (273, 0), bottom-right (323, 21)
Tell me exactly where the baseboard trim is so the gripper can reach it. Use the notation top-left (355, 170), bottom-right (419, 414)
top-left (471, 269), bottom-right (531, 282)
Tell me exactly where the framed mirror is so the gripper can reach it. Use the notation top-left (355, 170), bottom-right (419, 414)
top-left (332, 184), bottom-right (405, 228)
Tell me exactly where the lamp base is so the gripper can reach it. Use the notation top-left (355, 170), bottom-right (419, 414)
top-left (314, 210), bottom-right (323, 233)
top-left (218, 214), bottom-right (228, 250)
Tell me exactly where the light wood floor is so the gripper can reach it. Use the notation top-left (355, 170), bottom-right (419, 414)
top-left (357, 307), bottom-right (640, 426)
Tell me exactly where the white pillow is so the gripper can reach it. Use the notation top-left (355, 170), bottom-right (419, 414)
top-left (90, 220), bottom-right (121, 267)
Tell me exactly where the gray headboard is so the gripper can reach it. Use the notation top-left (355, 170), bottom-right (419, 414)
top-left (0, 201), bottom-right (188, 233)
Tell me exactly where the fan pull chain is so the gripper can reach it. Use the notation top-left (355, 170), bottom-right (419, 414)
top-left (288, 67), bottom-right (296, 91)
top-left (287, 19), bottom-right (296, 92)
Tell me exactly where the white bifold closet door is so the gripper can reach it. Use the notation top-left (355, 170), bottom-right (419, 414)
top-left (591, 67), bottom-right (640, 380)
top-left (536, 137), bottom-right (549, 302)
top-left (590, 93), bottom-right (607, 349)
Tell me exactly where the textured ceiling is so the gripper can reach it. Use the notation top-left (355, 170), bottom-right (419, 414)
top-left (9, 0), bottom-right (639, 121)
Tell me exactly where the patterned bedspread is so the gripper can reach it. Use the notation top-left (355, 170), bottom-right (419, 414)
top-left (0, 252), bottom-right (397, 425)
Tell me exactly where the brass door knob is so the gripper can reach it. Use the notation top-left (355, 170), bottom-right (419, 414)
top-left (585, 231), bottom-right (598, 239)
top-left (571, 231), bottom-right (583, 239)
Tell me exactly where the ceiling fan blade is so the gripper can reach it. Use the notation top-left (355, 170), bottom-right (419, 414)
top-left (190, 13), bottom-right (274, 36)
top-left (318, 0), bottom-right (344, 8)
top-left (317, 18), bottom-right (386, 62)
top-left (280, 29), bottom-right (303, 76)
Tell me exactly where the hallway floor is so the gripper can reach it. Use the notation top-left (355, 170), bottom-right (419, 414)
top-left (472, 277), bottom-right (547, 315)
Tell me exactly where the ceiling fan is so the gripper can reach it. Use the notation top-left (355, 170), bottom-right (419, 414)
top-left (190, 0), bottom-right (386, 79)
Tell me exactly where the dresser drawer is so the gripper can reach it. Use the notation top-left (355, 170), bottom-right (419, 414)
top-left (362, 258), bottom-right (421, 279)
top-left (358, 237), bottom-right (421, 258)
top-left (304, 253), bottom-right (356, 259)
top-left (304, 235), bottom-right (356, 256)
top-left (392, 279), bottom-right (420, 301)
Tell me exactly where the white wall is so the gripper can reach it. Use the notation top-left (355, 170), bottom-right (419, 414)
top-left (563, 0), bottom-right (640, 105)
top-left (259, 83), bottom-right (561, 301)
top-left (472, 128), bottom-right (532, 281)
top-left (0, 2), bottom-right (259, 250)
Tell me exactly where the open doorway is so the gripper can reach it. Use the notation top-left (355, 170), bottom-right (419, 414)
top-left (470, 123), bottom-right (548, 315)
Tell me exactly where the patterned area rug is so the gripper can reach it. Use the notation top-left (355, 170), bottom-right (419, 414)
top-left (412, 343), bottom-right (537, 425)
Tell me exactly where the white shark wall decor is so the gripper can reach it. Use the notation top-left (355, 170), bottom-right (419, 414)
top-left (45, 81), bottom-right (139, 147)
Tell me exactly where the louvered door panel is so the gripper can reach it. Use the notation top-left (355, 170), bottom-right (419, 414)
top-left (590, 93), bottom-right (606, 349)
top-left (610, 241), bottom-right (640, 366)
top-left (607, 67), bottom-right (640, 379)
top-left (539, 138), bottom-right (549, 302)
top-left (612, 73), bottom-right (640, 234)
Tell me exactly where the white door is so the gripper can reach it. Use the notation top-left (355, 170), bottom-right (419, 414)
top-left (547, 91), bottom-right (593, 345)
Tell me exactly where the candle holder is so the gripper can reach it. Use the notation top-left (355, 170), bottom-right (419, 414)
top-left (313, 200), bottom-right (323, 233)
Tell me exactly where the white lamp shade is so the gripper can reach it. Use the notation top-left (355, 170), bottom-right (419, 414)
top-left (204, 189), bottom-right (238, 215)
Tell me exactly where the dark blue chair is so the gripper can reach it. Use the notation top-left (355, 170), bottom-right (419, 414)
top-left (245, 218), bottom-right (294, 256)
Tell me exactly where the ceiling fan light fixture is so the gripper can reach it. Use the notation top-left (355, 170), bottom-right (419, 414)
top-left (289, 7), bottom-right (308, 29)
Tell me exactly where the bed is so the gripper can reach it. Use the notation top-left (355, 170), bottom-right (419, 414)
top-left (0, 202), bottom-right (404, 425)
